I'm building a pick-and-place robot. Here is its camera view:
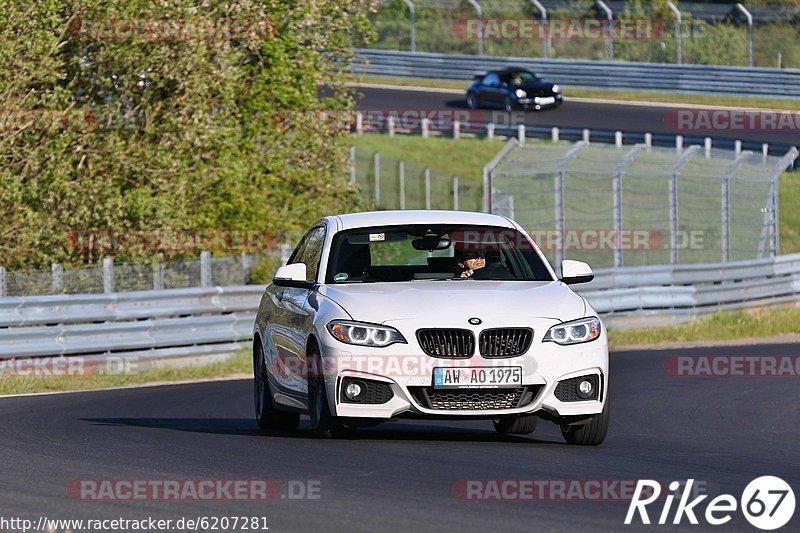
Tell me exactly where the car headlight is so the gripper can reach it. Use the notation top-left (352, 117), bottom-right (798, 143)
top-left (327, 320), bottom-right (407, 347)
top-left (515, 89), bottom-right (526, 98)
top-left (542, 317), bottom-right (601, 345)
top-left (552, 84), bottom-right (560, 93)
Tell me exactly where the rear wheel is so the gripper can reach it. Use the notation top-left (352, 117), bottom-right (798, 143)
top-left (467, 92), bottom-right (479, 109)
top-left (254, 343), bottom-right (300, 430)
top-left (561, 402), bottom-right (609, 446)
top-left (493, 414), bottom-right (537, 435)
top-left (307, 345), bottom-right (343, 439)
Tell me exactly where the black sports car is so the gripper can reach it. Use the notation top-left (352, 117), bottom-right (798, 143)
top-left (466, 68), bottom-right (562, 112)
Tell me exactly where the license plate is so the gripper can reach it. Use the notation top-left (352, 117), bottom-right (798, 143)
top-left (433, 367), bottom-right (522, 389)
top-left (538, 96), bottom-right (556, 105)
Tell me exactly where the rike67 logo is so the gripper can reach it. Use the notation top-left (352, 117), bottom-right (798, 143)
top-left (625, 477), bottom-right (795, 530)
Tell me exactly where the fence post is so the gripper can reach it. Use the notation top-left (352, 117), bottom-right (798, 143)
top-left (762, 143), bottom-right (769, 163)
top-left (551, 127), bottom-right (559, 142)
top-left (669, 145), bottom-right (700, 264)
top-left (374, 152), bottom-right (381, 208)
top-left (705, 137), bottom-right (712, 158)
top-left (735, 140), bottom-right (742, 157)
top-left (596, 0), bottom-right (614, 61)
top-left (153, 260), bottom-right (164, 290)
top-left (399, 161), bottom-right (406, 210)
top-left (388, 115), bottom-right (395, 137)
top-left (242, 252), bottom-right (253, 284)
top-left (644, 133), bottom-right (652, 148)
top-left (421, 117), bottom-right (430, 138)
top-left (401, 0), bottom-right (416, 52)
top-left (722, 151), bottom-right (754, 262)
top-left (667, 1), bottom-right (682, 65)
top-left (200, 251), bottom-right (212, 287)
top-left (350, 146), bottom-right (356, 183)
top-left (487, 123), bottom-right (495, 140)
top-left (453, 176), bottom-right (459, 210)
top-left (0, 266), bottom-right (6, 297)
top-left (465, 0), bottom-right (484, 55)
top-left (676, 135), bottom-right (683, 151)
top-left (425, 168), bottom-right (431, 209)
top-left (51, 263), bottom-right (63, 294)
top-left (103, 257), bottom-right (115, 293)
top-left (453, 120), bottom-right (460, 140)
top-left (517, 124), bottom-right (525, 144)
top-left (553, 141), bottom-right (589, 268)
top-left (582, 129), bottom-right (590, 143)
top-left (615, 131), bottom-right (623, 148)
top-left (355, 112), bottom-right (363, 134)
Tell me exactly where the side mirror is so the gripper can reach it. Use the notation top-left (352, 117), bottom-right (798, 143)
top-left (273, 263), bottom-right (314, 289)
top-left (560, 260), bottom-right (594, 285)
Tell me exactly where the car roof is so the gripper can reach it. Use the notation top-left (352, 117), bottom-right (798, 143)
top-left (495, 67), bottom-right (533, 75)
top-left (331, 210), bottom-right (515, 231)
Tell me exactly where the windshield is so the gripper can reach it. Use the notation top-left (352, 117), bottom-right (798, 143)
top-left (325, 224), bottom-right (553, 283)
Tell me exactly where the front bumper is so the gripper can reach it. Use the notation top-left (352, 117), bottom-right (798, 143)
top-left (317, 318), bottom-right (608, 421)
top-left (518, 94), bottom-right (562, 109)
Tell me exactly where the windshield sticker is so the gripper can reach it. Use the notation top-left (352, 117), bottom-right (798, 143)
top-left (369, 233), bottom-right (385, 242)
top-left (333, 272), bottom-right (349, 282)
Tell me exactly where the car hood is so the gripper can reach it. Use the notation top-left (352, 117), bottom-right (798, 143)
top-left (318, 281), bottom-right (586, 323)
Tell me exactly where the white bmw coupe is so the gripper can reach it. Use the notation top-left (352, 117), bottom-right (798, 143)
top-left (253, 210), bottom-right (609, 444)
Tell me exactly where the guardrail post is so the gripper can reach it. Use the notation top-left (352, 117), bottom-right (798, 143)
top-left (387, 115), bottom-right (395, 137)
top-left (583, 129), bottom-right (590, 143)
top-left (350, 146), bottom-right (356, 183)
top-left (705, 137), bottom-right (712, 158)
top-left (487, 123), bottom-right (495, 140)
top-left (200, 251), bottom-right (212, 287)
top-left (0, 266), bottom-right (6, 297)
top-left (762, 143), bottom-right (769, 163)
top-left (518, 124), bottom-right (525, 144)
top-left (355, 112), bottom-right (363, 134)
top-left (153, 260), bottom-right (164, 290)
top-left (421, 117), bottom-right (430, 138)
top-left (551, 127), bottom-right (559, 142)
top-left (453, 176), bottom-right (459, 210)
top-left (644, 133), bottom-right (652, 148)
top-left (51, 263), bottom-right (63, 294)
top-left (735, 140), bottom-right (742, 157)
top-left (615, 131), bottom-right (623, 148)
top-left (676, 135), bottom-right (683, 151)
top-left (399, 161), bottom-right (406, 210)
top-left (424, 168), bottom-right (431, 209)
top-left (374, 152), bottom-right (381, 207)
top-left (453, 120), bottom-right (460, 140)
top-left (103, 257), bottom-right (115, 293)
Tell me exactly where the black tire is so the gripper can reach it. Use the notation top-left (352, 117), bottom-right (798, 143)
top-left (503, 96), bottom-right (514, 113)
top-left (493, 414), bottom-right (537, 435)
top-left (561, 402), bottom-right (609, 446)
top-left (467, 92), bottom-right (479, 109)
top-left (254, 343), bottom-right (301, 430)
top-left (307, 344), bottom-right (342, 439)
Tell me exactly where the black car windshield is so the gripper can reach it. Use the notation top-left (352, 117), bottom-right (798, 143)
top-left (506, 71), bottom-right (538, 84)
top-left (325, 224), bottom-right (553, 283)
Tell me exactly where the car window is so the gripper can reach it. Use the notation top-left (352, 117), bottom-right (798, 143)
top-left (325, 224), bottom-right (553, 284)
top-left (483, 73), bottom-right (499, 87)
top-left (291, 226), bottom-right (326, 282)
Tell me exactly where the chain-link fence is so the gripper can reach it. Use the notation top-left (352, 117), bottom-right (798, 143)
top-left (490, 140), bottom-right (798, 268)
top-left (0, 251), bottom-right (284, 297)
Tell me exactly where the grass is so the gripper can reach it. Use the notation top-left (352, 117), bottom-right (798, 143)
top-left (352, 74), bottom-right (800, 111)
top-left (0, 349), bottom-right (251, 396)
top-left (607, 307), bottom-right (800, 349)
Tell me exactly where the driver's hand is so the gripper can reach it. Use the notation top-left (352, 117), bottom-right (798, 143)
top-left (460, 269), bottom-right (474, 278)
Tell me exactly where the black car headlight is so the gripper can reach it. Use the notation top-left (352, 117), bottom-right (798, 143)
top-left (542, 317), bottom-right (601, 345)
top-left (552, 84), bottom-right (560, 93)
top-left (514, 89), bottom-right (527, 98)
top-left (327, 320), bottom-right (407, 347)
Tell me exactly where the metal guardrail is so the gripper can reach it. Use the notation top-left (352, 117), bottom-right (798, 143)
top-left (1, 253), bottom-right (799, 363)
top-left (354, 49), bottom-right (800, 99)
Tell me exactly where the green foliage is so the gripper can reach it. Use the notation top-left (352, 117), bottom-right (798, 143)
top-left (0, 0), bottom-right (377, 269)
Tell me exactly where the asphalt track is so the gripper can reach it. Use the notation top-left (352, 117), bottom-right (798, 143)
top-left (354, 86), bottom-right (800, 147)
top-left (1, 343), bottom-right (799, 532)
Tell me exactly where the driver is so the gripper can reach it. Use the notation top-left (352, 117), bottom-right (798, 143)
top-left (455, 250), bottom-right (514, 279)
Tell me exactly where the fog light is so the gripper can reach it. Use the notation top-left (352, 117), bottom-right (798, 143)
top-left (345, 382), bottom-right (363, 400)
top-left (577, 380), bottom-right (593, 398)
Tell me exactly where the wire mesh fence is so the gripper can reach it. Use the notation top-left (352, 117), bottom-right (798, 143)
top-left (0, 251), bottom-right (283, 297)
top-left (490, 140), bottom-right (797, 268)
